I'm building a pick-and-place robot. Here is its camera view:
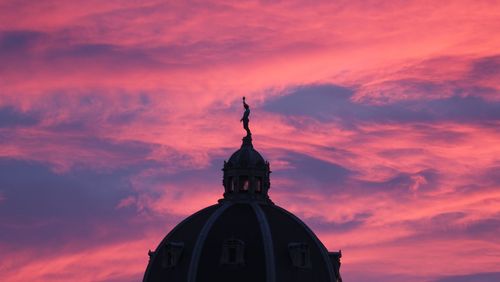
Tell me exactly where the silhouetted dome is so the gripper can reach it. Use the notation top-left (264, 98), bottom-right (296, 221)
top-left (143, 202), bottom-right (339, 282)
top-left (144, 132), bottom-right (342, 282)
top-left (227, 136), bottom-right (266, 169)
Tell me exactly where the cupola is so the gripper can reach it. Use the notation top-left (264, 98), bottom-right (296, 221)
top-left (222, 135), bottom-right (271, 202)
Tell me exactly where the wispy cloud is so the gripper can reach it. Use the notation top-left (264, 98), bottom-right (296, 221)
top-left (0, 0), bottom-right (499, 281)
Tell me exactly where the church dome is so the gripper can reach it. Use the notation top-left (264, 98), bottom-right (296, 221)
top-left (143, 99), bottom-right (342, 282)
top-left (143, 201), bottom-right (340, 282)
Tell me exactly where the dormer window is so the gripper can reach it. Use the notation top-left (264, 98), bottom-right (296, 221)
top-left (288, 242), bottom-right (311, 268)
top-left (161, 242), bottom-right (184, 268)
top-left (220, 239), bottom-right (245, 265)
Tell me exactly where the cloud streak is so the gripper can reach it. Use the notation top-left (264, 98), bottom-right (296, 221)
top-left (0, 1), bottom-right (499, 281)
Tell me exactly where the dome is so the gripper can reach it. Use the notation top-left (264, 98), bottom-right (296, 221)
top-left (143, 202), bottom-right (341, 282)
top-left (143, 100), bottom-right (342, 282)
top-left (227, 136), bottom-right (266, 169)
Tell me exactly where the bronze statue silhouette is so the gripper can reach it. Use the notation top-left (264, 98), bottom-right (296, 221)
top-left (240, 96), bottom-right (251, 137)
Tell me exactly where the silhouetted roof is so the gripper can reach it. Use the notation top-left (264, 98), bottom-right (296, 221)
top-left (143, 201), bottom-right (337, 282)
top-left (226, 136), bottom-right (266, 169)
top-left (143, 116), bottom-right (341, 282)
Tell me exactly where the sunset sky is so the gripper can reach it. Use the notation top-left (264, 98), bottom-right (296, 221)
top-left (1, 1), bottom-right (500, 281)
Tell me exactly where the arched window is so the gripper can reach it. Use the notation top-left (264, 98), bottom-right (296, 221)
top-left (227, 177), bottom-right (234, 192)
top-left (239, 176), bottom-right (249, 192)
top-left (255, 177), bottom-right (262, 193)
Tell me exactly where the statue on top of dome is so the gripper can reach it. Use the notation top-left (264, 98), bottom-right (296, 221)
top-left (240, 96), bottom-right (251, 137)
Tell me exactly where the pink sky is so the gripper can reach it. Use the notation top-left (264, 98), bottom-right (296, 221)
top-left (1, 1), bottom-right (499, 281)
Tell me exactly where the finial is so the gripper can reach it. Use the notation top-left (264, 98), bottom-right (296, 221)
top-left (240, 96), bottom-right (251, 137)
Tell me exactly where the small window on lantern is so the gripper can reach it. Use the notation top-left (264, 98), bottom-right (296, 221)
top-left (227, 177), bottom-right (234, 192)
top-left (162, 242), bottom-right (184, 268)
top-left (255, 177), bottom-right (262, 193)
top-left (239, 176), bottom-right (249, 192)
top-left (221, 239), bottom-right (245, 265)
top-left (288, 242), bottom-right (311, 268)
